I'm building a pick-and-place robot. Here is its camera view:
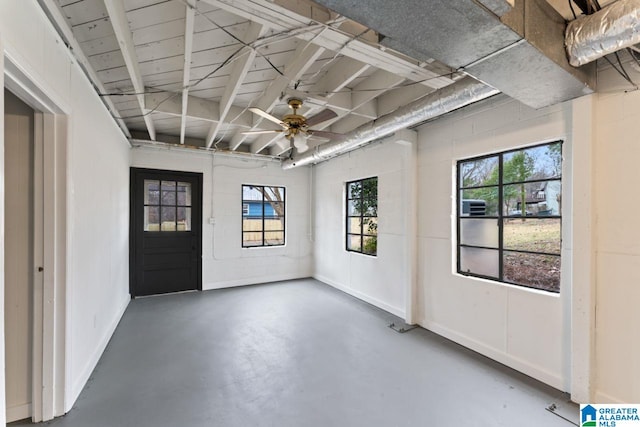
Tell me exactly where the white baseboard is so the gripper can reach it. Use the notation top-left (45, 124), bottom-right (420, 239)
top-left (421, 319), bottom-right (565, 391)
top-left (314, 275), bottom-right (406, 319)
top-left (203, 273), bottom-right (309, 290)
top-left (66, 294), bottom-right (130, 413)
top-left (6, 402), bottom-right (32, 423)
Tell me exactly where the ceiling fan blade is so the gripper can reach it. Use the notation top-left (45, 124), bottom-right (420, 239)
top-left (248, 107), bottom-right (285, 126)
top-left (305, 109), bottom-right (338, 127)
top-left (307, 130), bottom-right (345, 140)
top-left (241, 129), bottom-right (283, 135)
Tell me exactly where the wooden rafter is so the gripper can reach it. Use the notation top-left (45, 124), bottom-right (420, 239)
top-left (180, 1), bottom-right (196, 144)
top-left (200, 0), bottom-right (453, 88)
top-left (38, 0), bottom-right (131, 139)
top-left (229, 42), bottom-right (325, 152)
top-left (206, 22), bottom-right (266, 148)
top-left (104, 0), bottom-right (156, 140)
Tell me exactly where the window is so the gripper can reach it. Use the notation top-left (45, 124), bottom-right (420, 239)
top-left (144, 180), bottom-right (192, 231)
top-left (457, 141), bottom-right (562, 292)
top-left (346, 177), bottom-right (378, 256)
top-left (242, 185), bottom-right (285, 247)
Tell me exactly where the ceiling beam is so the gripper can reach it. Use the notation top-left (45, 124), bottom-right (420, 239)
top-left (200, 0), bottom-right (453, 88)
top-left (312, 69), bottom-right (406, 132)
top-left (145, 91), bottom-right (253, 128)
top-left (206, 22), bottom-right (266, 148)
top-left (228, 42), bottom-right (324, 152)
top-left (37, 0), bottom-right (131, 139)
top-left (180, 2), bottom-right (196, 144)
top-left (312, 57), bottom-right (369, 96)
top-left (104, 0), bottom-right (156, 140)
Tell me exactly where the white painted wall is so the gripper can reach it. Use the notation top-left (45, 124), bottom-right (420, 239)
top-left (416, 95), bottom-right (575, 391)
top-left (0, 1), bottom-right (131, 419)
top-left (131, 147), bottom-right (313, 289)
top-left (312, 131), bottom-right (416, 318)
top-left (592, 87), bottom-right (640, 403)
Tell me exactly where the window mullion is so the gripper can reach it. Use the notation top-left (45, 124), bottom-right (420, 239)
top-left (498, 154), bottom-right (504, 282)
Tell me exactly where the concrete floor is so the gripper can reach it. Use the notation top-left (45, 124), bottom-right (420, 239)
top-left (12, 279), bottom-right (578, 427)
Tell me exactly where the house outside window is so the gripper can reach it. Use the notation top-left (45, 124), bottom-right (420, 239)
top-left (346, 177), bottom-right (378, 256)
top-left (457, 141), bottom-right (562, 292)
top-left (242, 185), bottom-right (285, 247)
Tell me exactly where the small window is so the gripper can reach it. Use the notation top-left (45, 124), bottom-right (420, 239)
top-left (346, 177), bottom-right (378, 256)
top-left (457, 141), bottom-right (562, 292)
top-left (242, 185), bottom-right (285, 247)
top-left (144, 180), bottom-right (192, 232)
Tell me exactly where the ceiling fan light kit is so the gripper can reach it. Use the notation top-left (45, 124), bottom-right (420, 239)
top-left (242, 98), bottom-right (342, 153)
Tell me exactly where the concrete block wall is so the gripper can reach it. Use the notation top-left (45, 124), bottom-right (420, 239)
top-left (130, 147), bottom-right (313, 289)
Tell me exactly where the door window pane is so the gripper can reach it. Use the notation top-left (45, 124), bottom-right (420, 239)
top-left (177, 207), bottom-right (191, 231)
top-left (144, 180), bottom-right (160, 205)
top-left (161, 207), bottom-right (176, 231)
top-left (177, 182), bottom-right (191, 206)
top-left (144, 206), bottom-right (160, 231)
top-left (145, 180), bottom-right (192, 232)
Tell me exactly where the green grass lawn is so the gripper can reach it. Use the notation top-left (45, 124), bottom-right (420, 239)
top-left (503, 218), bottom-right (561, 254)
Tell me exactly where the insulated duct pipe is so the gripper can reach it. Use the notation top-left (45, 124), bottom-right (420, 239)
top-left (282, 77), bottom-right (499, 169)
top-left (566, 0), bottom-right (640, 67)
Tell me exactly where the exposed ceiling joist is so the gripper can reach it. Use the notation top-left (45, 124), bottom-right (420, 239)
top-left (180, 2), bottom-right (196, 145)
top-left (104, 0), bottom-right (156, 140)
top-left (232, 42), bottom-right (325, 152)
top-left (200, 0), bottom-right (453, 88)
top-left (206, 21), bottom-right (266, 148)
top-left (145, 91), bottom-right (253, 129)
top-left (310, 69), bottom-right (406, 133)
top-left (37, 0), bottom-right (131, 138)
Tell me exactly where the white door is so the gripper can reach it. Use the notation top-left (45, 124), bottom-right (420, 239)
top-left (4, 88), bottom-right (35, 423)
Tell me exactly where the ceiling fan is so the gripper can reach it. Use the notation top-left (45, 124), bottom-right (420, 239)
top-left (242, 98), bottom-right (344, 153)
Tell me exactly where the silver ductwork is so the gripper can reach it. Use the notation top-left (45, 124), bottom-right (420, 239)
top-left (282, 78), bottom-right (499, 169)
top-left (566, 0), bottom-right (640, 67)
top-left (312, 0), bottom-right (595, 109)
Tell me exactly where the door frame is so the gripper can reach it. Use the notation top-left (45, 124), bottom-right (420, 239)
top-left (2, 48), bottom-right (69, 423)
top-left (129, 167), bottom-right (203, 297)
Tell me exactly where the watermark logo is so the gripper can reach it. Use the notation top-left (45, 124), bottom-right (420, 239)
top-left (581, 404), bottom-right (640, 426)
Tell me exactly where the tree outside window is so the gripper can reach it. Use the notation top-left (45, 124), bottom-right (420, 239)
top-left (346, 177), bottom-right (378, 256)
top-left (457, 142), bottom-right (562, 292)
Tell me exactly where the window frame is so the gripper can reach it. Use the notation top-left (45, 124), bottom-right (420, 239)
top-left (241, 184), bottom-right (286, 248)
top-left (143, 179), bottom-right (193, 232)
top-left (456, 141), bottom-right (562, 293)
top-left (345, 176), bottom-right (378, 256)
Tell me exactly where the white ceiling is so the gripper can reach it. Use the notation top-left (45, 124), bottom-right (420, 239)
top-left (46, 0), bottom-right (636, 158)
top-left (48, 0), bottom-right (459, 157)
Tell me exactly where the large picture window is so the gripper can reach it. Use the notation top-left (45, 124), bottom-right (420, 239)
top-left (242, 185), bottom-right (285, 247)
top-left (457, 141), bottom-right (562, 292)
top-left (346, 177), bottom-right (378, 256)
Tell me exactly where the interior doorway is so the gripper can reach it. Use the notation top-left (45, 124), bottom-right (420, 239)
top-left (4, 88), bottom-right (36, 423)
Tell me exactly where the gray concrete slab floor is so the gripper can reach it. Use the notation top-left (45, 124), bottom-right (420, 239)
top-left (10, 278), bottom-right (579, 426)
